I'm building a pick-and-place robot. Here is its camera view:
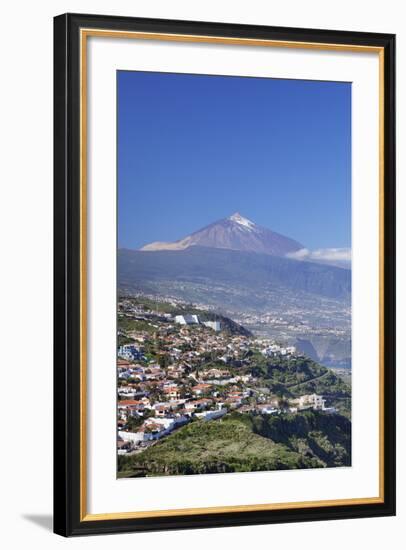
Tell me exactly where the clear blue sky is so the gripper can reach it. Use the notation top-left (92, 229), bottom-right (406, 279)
top-left (118, 71), bottom-right (351, 250)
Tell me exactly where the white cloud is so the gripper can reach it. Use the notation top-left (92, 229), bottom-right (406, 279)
top-left (286, 247), bottom-right (352, 267)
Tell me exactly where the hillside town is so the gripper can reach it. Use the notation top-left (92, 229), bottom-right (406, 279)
top-left (117, 295), bottom-right (341, 456)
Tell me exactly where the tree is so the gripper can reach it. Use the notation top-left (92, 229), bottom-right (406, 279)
top-left (126, 415), bottom-right (144, 431)
top-left (278, 397), bottom-right (290, 410)
top-left (158, 354), bottom-right (170, 369)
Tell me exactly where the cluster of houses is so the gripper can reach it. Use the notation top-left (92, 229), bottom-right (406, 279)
top-left (116, 298), bottom-right (336, 455)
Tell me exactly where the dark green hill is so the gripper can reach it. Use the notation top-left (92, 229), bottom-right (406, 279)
top-left (118, 411), bottom-right (351, 477)
top-left (244, 411), bottom-right (351, 467)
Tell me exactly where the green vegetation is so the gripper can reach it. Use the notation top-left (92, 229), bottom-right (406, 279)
top-left (117, 334), bottom-right (135, 346)
top-left (248, 353), bottom-right (351, 414)
top-left (118, 316), bottom-right (157, 334)
top-left (237, 411), bottom-right (351, 467)
top-left (125, 410), bottom-right (154, 431)
top-left (118, 411), bottom-right (351, 477)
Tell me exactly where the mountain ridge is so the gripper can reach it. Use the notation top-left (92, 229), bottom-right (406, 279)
top-left (119, 245), bottom-right (351, 303)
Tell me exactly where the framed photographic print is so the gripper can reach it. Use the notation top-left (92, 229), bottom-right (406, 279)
top-left (54, 13), bottom-right (396, 536)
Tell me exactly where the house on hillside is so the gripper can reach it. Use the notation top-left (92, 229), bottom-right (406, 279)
top-left (163, 385), bottom-right (181, 400)
top-left (202, 320), bottom-right (221, 332)
top-left (118, 344), bottom-right (143, 361)
top-left (298, 394), bottom-right (326, 411)
top-left (258, 404), bottom-right (279, 415)
top-left (185, 398), bottom-right (213, 411)
top-left (195, 408), bottom-right (227, 421)
top-left (192, 383), bottom-right (212, 396)
top-left (175, 314), bottom-right (200, 325)
top-left (117, 400), bottom-right (148, 420)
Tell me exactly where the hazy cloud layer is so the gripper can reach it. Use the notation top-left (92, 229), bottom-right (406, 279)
top-left (286, 247), bottom-right (351, 267)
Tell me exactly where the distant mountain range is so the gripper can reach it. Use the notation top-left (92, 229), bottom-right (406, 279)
top-left (141, 212), bottom-right (304, 257)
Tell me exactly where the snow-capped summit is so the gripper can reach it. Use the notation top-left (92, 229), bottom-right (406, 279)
top-left (140, 213), bottom-right (304, 257)
top-left (228, 212), bottom-right (256, 230)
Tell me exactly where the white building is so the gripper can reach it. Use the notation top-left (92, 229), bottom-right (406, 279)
top-left (262, 343), bottom-right (296, 357)
top-left (174, 315), bottom-right (221, 332)
top-left (203, 320), bottom-right (221, 332)
top-left (174, 314), bottom-right (200, 325)
top-left (118, 430), bottom-right (153, 443)
top-left (262, 344), bottom-right (281, 357)
top-left (118, 344), bottom-right (143, 361)
top-left (298, 394), bottom-right (326, 411)
top-left (195, 408), bottom-right (227, 421)
top-left (313, 394), bottom-right (326, 410)
top-left (259, 404), bottom-right (279, 415)
top-left (146, 415), bottom-right (188, 430)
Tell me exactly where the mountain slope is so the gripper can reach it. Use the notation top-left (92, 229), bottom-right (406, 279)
top-left (119, 246), bottom-right (351, 302)
top-left (140, 212), bottom-right (304, 256)
top-left (118, 411), bottom-right (351, 477)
